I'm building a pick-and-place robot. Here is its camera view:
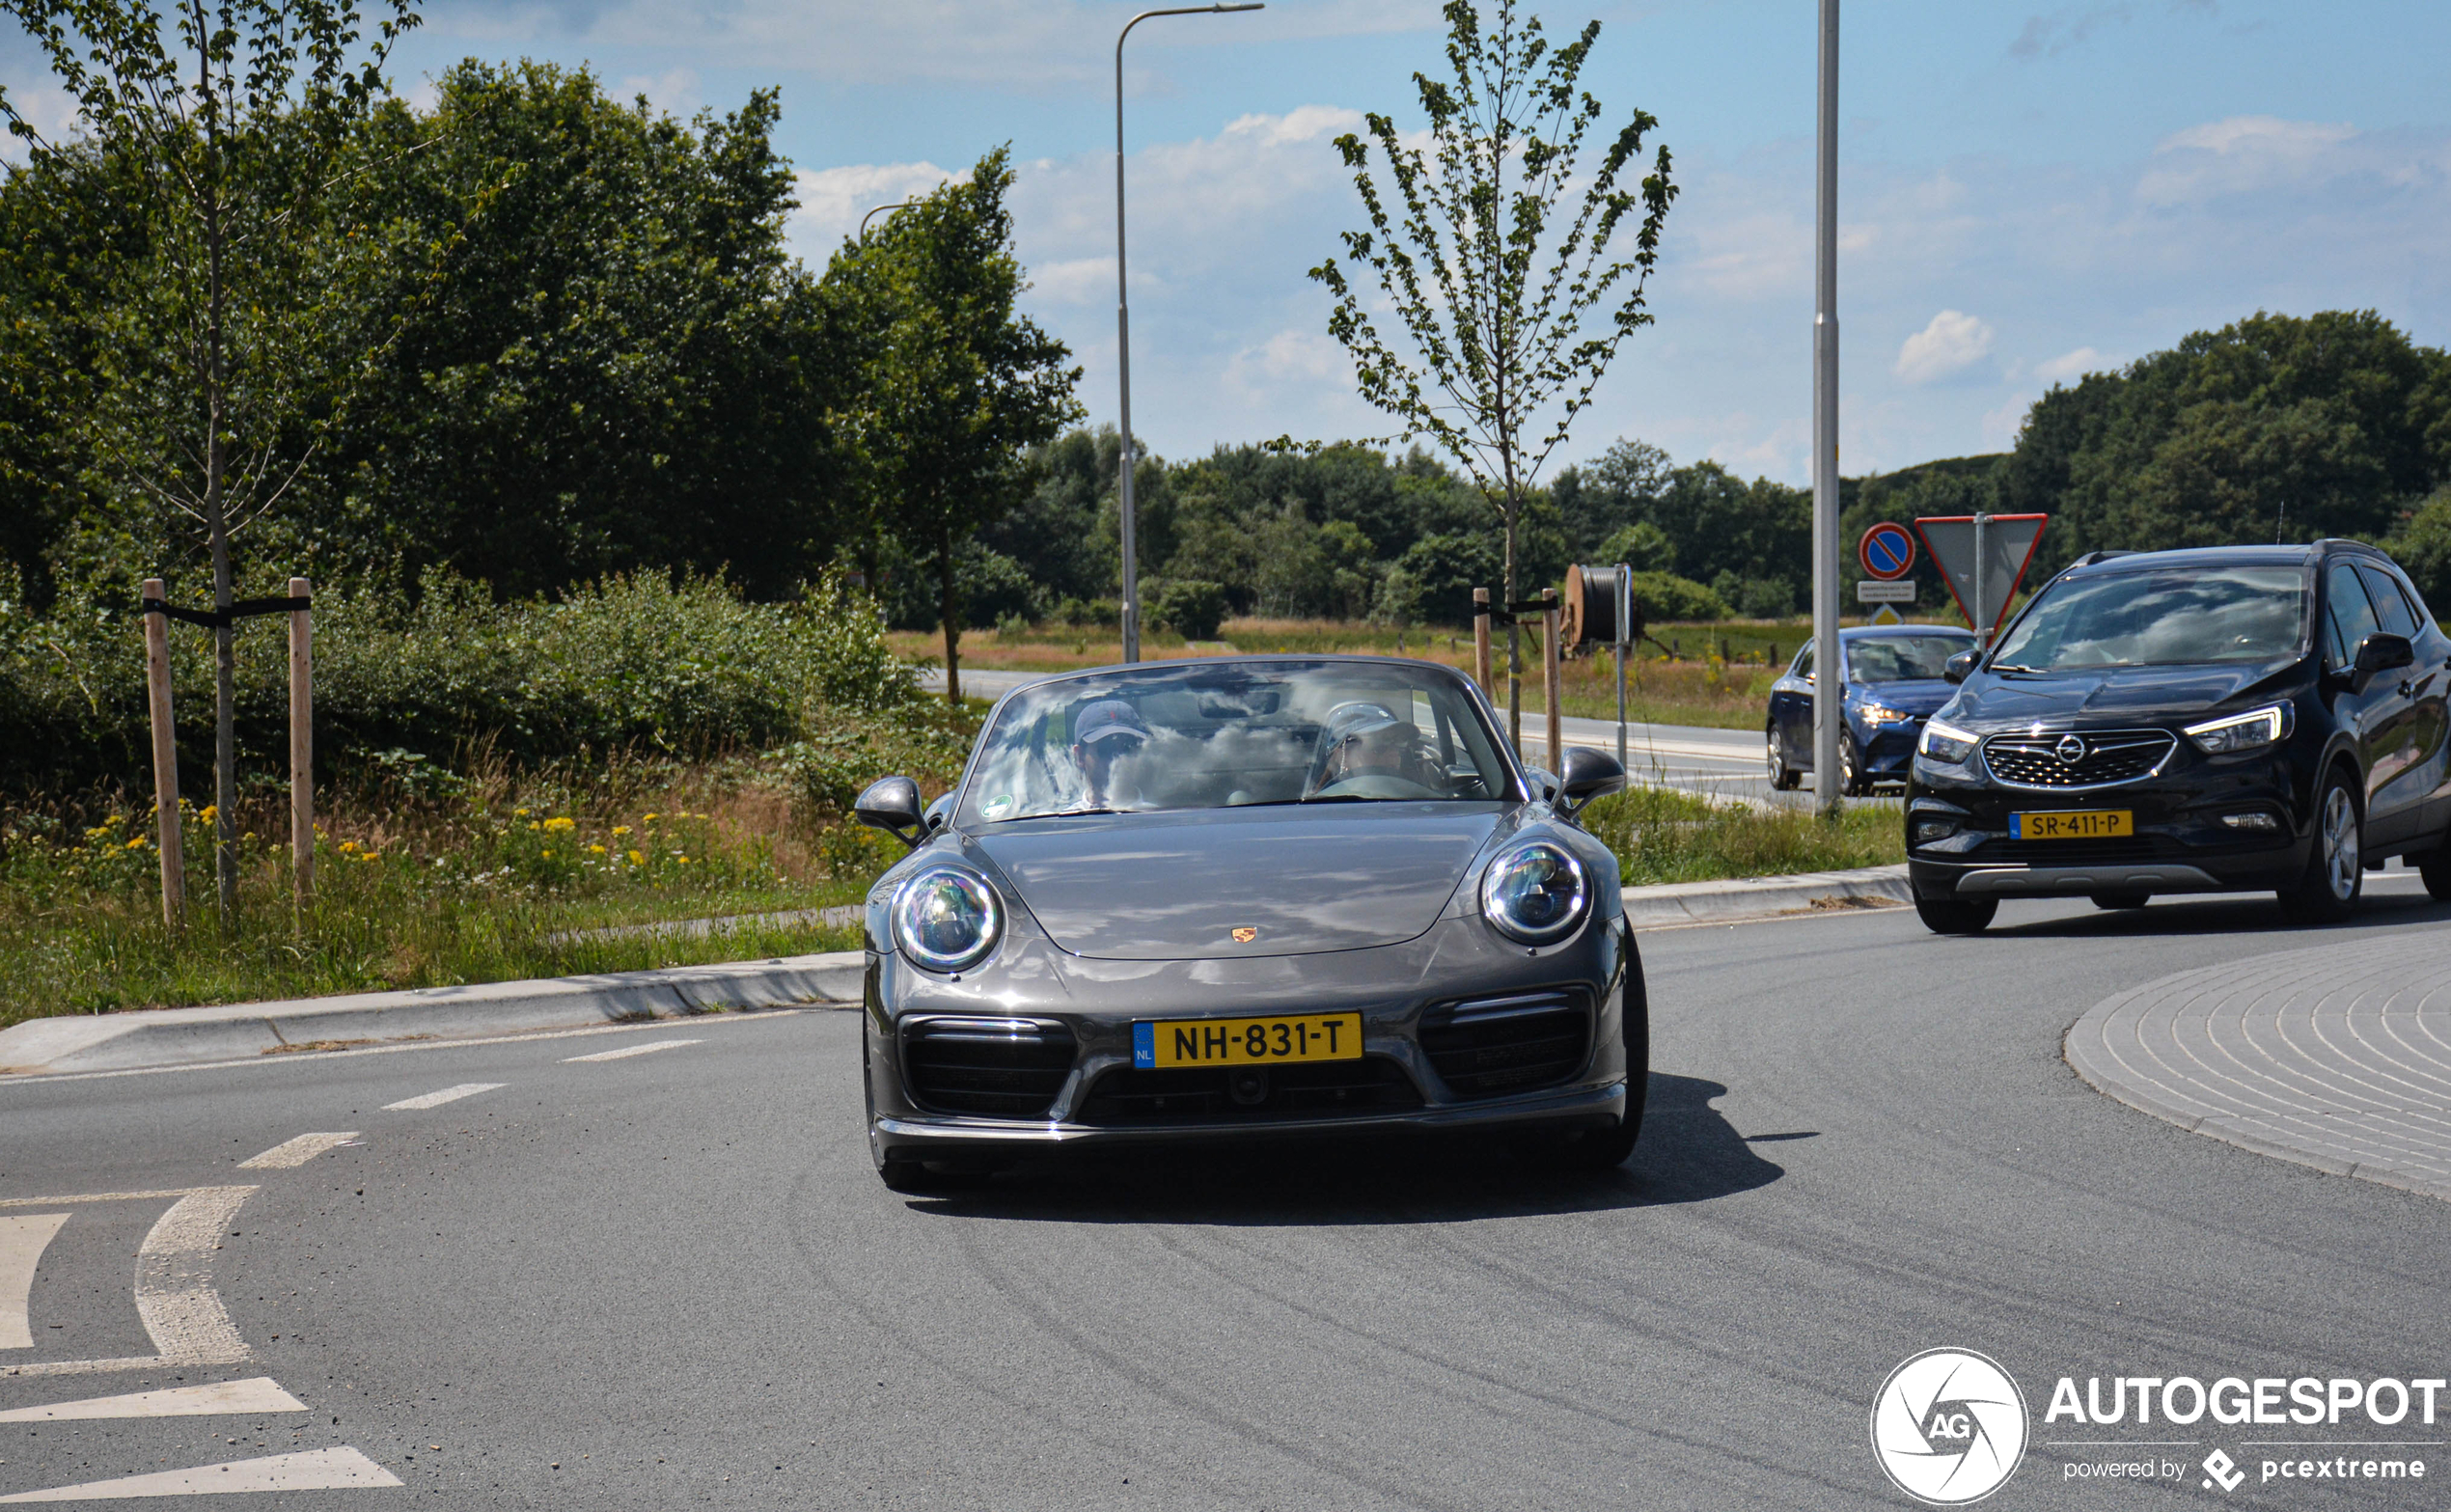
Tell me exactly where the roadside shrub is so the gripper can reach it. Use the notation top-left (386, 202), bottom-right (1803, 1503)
top-left (1628, 571), bottom-right (1729, 622)
top-left (1149, 578), bottom-right (1228, 640)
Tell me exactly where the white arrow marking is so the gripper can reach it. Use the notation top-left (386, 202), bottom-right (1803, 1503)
top-left (0, 1446), bottom-right (400, 1500)
top-left (564, 1038), bottom-right (701, 1062)
top-left (0, 1377), bottom-right (305, 1420)
top-left (236, 1133), bottom-right (359, 1169)
top-left (8, 1186), bottom-right (259, 1379)
top-left (0, 1214), bottom-right (69, 1350)
top-left (382, 1083), bottom-right (503, 1112)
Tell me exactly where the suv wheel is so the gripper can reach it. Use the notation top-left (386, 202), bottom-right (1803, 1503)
top-left (2090, 891), bottom-right (2151, 911)
top-left (1841, 738), bottom-right (1869, 796)
top-left (1915, 895), bottom-right (1998, 934)
top-left (2278, 772), bottom-right (2363, 924)
top-left (2424, 852), bottom-right (2451, 902)
top-left (1766, 729), bottom-right (1800, 790)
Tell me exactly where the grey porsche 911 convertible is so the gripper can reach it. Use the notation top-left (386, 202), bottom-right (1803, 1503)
top-left (851, 655), bottom-right (1644, 1192)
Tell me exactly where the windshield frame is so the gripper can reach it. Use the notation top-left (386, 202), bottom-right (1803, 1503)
top-left (1984, 563), bottom-right (2314, 674)
top-left (949, 657), bottom-right (1529, 826)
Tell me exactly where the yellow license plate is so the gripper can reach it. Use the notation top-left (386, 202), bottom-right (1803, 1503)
top-left (2009, 809), bottom-right (2133, 839)
top-left (1133, 1013), bottom-right (1363, 1069)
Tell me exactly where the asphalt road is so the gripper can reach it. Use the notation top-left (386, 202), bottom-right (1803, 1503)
top-left (5, 881), bottom-right (2449, 1508)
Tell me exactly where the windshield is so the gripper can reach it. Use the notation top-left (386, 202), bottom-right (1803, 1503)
top-left (958, 662), bottom-right (1519, 823)
top-left (1989, 566), bottom-right (2308, 671)
top-left (1848, 635), bottom-right (1973, 683)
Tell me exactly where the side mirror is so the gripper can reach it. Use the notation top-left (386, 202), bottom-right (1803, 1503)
top-left (1943, 648), bottom-right (1981, 684)
top-left (1556, 746), bottom-right (1626, 815)
top-left (2353, 632), bottom-right (2415, 693)
top-left (923, 792), bottom-right (955, 832)
top-left (853, 775), bottom-right (925, 849)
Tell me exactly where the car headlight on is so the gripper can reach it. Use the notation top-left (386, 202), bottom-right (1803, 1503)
top-left (1479, 841), bottom-right (1590, 945)
top-left (1917, 718), bottom-right (1979, 765)
top-left (1859, 703), bottom-right (1914, 725)
top-left (891, 866), bottom-right (1003, 973)
top-left (2183, 703), bottom-right (2294, 756)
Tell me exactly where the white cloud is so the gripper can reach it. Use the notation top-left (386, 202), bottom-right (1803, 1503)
top-left (616, 67), bottom-right (701, 118)
top-left (0, 75), bottom-right (80, 163)
top-left (2136, 115), bottom-right (2358, 206)
top-left (1980, 394), bottom-right (2035, 452)
top-left (1226, 328), bottom-right (1351, 393)
top-left (2033, 345), bottom-right (2107, 382)
top-left (1893, 310), bottom-right (1996, 386)
top-left (784, 161), bottom-right (967, 264)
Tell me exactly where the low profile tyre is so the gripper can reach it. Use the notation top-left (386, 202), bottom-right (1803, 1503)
top-left (1914, 894), bottom-right (1998, 935)
top-left (2278, 771), bottom-right (2364, 924)
top-left (2089, 891), bottom-right (2152, 911)
top-left (2422, 853), bottom-right (2451, 902)
top-left (1840, 739), bottom-right (1870, 797)
top-left (1766, 729), bottom-right (1800, 791)
top-left (1539, 947), bottom-right (1649, 1176)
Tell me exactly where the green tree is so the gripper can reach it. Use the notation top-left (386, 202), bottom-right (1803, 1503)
top-left (1, 0), bottom-right (418, 920)
top-left (1310, 0), bottom-right (1674, 747)
top-left (832, 148), bottom-right (1080, 701)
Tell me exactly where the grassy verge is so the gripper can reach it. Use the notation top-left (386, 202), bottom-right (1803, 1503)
top-left (0, 758), bottom-right (909, 1030)
top-left (1581, 784), bottom-right (1903, 887)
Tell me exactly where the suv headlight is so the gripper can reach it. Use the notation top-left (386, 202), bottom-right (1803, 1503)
top-left (891, 866), bottom-right (1003, 972)
top-left (1479, 842), bottom-right (1590, 945)
top-left (1858, 703), bottom-right (1914, 725)
top-left (1917, 718), bottom-right (1978, 765)
top-left (2184, 703), bottom-right (2294, 756)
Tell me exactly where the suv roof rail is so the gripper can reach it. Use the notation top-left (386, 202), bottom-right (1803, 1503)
top-left (2070, 550), bottom-right (2134, 566)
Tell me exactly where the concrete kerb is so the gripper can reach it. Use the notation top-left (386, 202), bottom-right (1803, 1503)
top-left (0, 865), bottom-right (1914, 1078)
top-left (0, 953), bottom-right (868, 1078)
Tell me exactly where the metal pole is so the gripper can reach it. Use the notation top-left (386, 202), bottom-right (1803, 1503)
top-left (1972, 509), bottom-right (1990, 649)
top-left (289, 577), bottom-right (313, 910)
top-left (1613, 564), bottom-right (1629, 771)
top-left (1115, 4), bottom-right (1263, 665)
top-left (1810, 0), bottom-right (1842, 815)
top-left (1473, 589), bottom-right (1493, 701)
top-left (142, 579), bottom-right (183, 929)
top-left (1542, 589), bottom-right (1561, 778)
top-left (859, 201), bottom-right (919, 238)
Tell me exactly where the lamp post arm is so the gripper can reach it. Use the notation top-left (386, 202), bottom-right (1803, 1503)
top-left (859, 200), bottom-right (921, 238)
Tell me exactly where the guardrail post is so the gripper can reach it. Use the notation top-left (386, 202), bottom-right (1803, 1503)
top-left (142, 578), bottom-right (184, 928)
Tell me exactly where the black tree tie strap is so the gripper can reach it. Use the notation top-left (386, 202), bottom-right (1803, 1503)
top-left (141, 594), bottom-right (312, 628)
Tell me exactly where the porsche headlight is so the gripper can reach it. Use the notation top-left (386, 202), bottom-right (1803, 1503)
top-left (891, 866), bottom-right (1003, 973)
top-left (1479, 842), bottom-right (1590, 946)
top-left (2184, 703), bottom-right (2294, 756)
top-left (1917, 718), bottom-right (1978, 765)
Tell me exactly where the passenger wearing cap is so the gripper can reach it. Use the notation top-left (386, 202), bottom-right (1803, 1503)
top-left (1308, 701), bottom-right (1444, 796)
top-left (1070, 699), bottom-right (1151, 808)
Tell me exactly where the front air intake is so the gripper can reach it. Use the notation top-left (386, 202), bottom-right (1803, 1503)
top-left (1418, 987), bottom-right (1592, 1099)
top-left (900, 1017), bottom-right (1076, 1119)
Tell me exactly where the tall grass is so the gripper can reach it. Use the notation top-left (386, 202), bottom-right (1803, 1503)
top-left (1581, 784), bottom-right (1903, 887)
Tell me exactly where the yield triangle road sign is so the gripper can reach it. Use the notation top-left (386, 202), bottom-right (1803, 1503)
top-left (1913, 514), bottom-right (2048, 636)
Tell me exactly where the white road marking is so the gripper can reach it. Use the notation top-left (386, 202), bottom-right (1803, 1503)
top-left (0, 1009), bottom-right (809, 1088)
top-left (235, 1132), bottom-right (360, 1169)
top-left (0, 1445), bottom-right (400, 1500)
top-left (0, 1192), bottom-right (199, 1210)
top-left (382, 1082), bottom-right (503, 1111)
top-left (0, 1213), bottom-right (69, 1351)
top-left (0, 1377), bottom-right (305, 1420)
top-left (5, 1185), bottom-right (256, 1380)
top-left (564, 1037), bottom-right (702, 1062)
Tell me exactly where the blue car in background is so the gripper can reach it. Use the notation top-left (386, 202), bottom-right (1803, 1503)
top-left (1766, 625), bottom-right (1977, 794)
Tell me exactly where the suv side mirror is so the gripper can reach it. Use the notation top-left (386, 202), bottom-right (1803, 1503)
top-left (1943, 648), bottom-right (1981, 684)
top-left (1556, 747), bottom-right (1626, 815)
top-left (2347, 632), bottom-right (2415, 694)
top-left (854, 775), bottom-right (925, 848)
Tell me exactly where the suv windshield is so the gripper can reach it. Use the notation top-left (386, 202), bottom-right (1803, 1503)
top-left (1990, 566), bottom-right (2308, 672)
top-left (959, 663), bottom-right (1518, 823)
top-left (1848, 635), bottom-right (1973, 682)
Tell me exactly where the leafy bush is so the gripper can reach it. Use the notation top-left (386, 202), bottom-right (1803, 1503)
top-left (2386, 488), bottom-right (2451, 616)
top-left (1627, 571), bottom-right (1729, 623)
top-left (1149, 578), bottom-right (1228, 640)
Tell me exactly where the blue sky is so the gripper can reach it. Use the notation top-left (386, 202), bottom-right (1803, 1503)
top-left (12, 0), bottom-right (2451, 485)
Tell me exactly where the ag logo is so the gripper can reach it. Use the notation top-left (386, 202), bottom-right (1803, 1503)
top-left (1870, 1348), bottom-right (2028, 1504)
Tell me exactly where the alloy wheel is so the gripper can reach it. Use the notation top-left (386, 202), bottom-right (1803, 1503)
top-left (2323, 785), bottom-right (2360, 900)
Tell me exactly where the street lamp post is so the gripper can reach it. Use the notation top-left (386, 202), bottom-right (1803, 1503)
top-left (1115, 2), bottom-right (1262, 664)
top-left (859, 200), bottom-right (920, 238)
top-left (1810, 0), bottom-right (1842, 814)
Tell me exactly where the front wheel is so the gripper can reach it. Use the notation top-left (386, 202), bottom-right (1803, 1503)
top-left (1915, 895), bottom-right (1998, 934)
top-left (1541, 940), bottom-right (1648, 1174)
top-left (1767, 729), bottom-right (1800, 790)
top-left (2090, 891), bottom-right (2151, 911)
top-left (1841, 738), bottom-right (1870, 797)
top-left (2421, 852), bottom-right (2451, 902)
top-left (2278, 773), bottom-right (2363, 924)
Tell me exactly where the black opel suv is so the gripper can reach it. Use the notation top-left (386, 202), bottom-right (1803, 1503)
top-left (1906, 541), bottom-right (2451, 933)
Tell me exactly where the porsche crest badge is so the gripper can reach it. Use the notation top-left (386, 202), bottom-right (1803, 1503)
top-left (1230, 926), bottom-right (1259, 944)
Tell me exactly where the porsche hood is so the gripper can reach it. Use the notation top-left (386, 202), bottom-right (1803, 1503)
top-left (973, 805), bottom-right (1503, 960)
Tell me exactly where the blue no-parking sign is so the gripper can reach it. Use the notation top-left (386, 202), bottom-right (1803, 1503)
top-left (1859, 522), bottom-right (1915, 580)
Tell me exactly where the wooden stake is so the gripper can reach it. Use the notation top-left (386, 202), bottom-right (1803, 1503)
top-left (289, 577), bottom-right (314, 907)
top-left (1542, 588), bottom-right (1562, 778)
top-left (1472, 588), bottom-right (1492, 701)
top-left (142, 578), bottom-right (184, 928)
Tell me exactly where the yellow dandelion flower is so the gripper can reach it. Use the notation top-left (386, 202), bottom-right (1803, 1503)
top-left (626, 849), bottom-right (645, 866)
top-left (339, 840), bottom-right (361, 854)
top-left (527, 820), bottom-right (541, 831)
top-left (103, 812), bottom-right (125, 827)
top-left (125, 837), bottom-right (147, 849)
top-left (611, 825), bottom-right (631, 838)
top-left (514, 807), bottom-right (530, 816)
top-left (543, 816), bottom-right (576, 833)
top-left (588, 844), bottom-right (606, 855)
top-left (642, 812), bottom-right (660, 824)
top-left (675, 855), bottom-right (691, 866)
top-left (360, 851), bottom-right (380, 862)
top-left (199, 805), bottom-right (218, 824)
top-left (540, 849), bottom-right (553, 859)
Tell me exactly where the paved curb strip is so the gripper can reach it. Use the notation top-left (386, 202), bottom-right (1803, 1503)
top-left (1621, 865), bottom-right (1911, 925)
top-left (2065, 931), bottom-right (2451, 1202)
top-left (0, 953), bottom-right (868, 1077)
top-left (0, 865), bottom-right (1909, 1077)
